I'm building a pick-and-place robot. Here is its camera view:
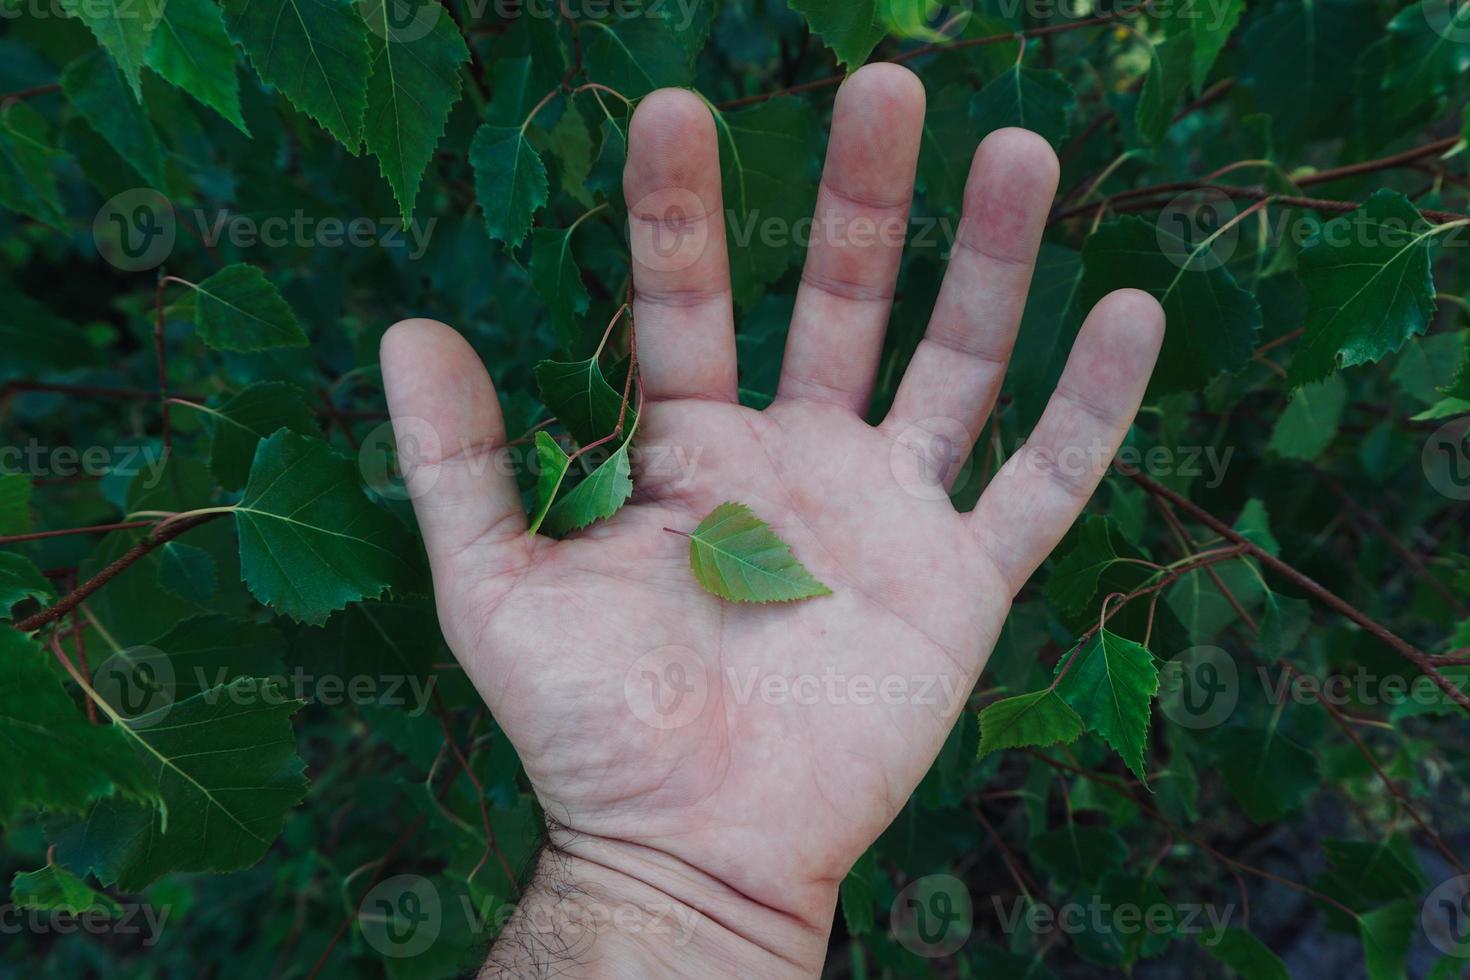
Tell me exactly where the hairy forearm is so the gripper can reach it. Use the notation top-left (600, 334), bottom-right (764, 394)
top-left (480, 831), bottom-right (834, 978)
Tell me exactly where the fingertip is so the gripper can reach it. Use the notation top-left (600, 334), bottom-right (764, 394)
top-left (1096, 288), bottom-right (1167, 354)
top-left (841, 61), bottom-right (926, 115)
top-left (976, 127), bottom-right (1059, 191)
top-left (381, 317), bottom-right (454, 365)
top-left (625, 88), bottom-right (717, 196)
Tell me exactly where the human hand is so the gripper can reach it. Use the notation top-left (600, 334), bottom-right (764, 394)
top-left (380, 63), bottom-right (1163, 977)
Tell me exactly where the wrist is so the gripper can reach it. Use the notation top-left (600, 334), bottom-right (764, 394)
top-left (481, 828), bottom-right (835, 978)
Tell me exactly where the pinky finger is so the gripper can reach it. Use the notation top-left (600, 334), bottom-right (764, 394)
top-left (968, 288), bottom-right (1164, 593)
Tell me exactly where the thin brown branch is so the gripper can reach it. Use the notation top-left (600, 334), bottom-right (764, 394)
top-left (431, 690), bottom-right (518, 887)
top-left (1124, 468), bottom-right (1470, 716)
top-left (1320, 473), bottom-right (1468, 615)
top-left (0, 520), bottom-right (156, 545)
top-left (0, 82), bottom-right (61, 102)
top-left (12, 513), bottom-right (225, 633)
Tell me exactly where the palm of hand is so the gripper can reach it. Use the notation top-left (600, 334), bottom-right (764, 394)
top-left (457, 397), bottom-right (1007, 905)
top-left (380, 64), bottom-right (1162, 930)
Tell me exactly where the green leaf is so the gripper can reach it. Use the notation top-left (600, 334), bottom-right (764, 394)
top-left (527, 431), bottom-right (572, 536)
top-left (1321, 838), bottom-right (1427, 906)
top-left (235, 430), bottom-right (421, 625)
top-left (789, 0), bottom-right (884, 68)
top-left (530, 224), bottom-right (593, 349)
top-left (1080, 216), bottom-right (1261, 395)
top-left (1073, 871), bottom-right (1174, 966)
top-left (141, 614), bottom-right (286, 699)
top-left (1240, 0), bottom-right (1377, 146)
top-left (52, 678), bottom-right (308, 892)
top-left (11, 863), bottom-right (121, 916)
top-left (484, 56), bottom-right (539, 127)
top-left (470, 124), bottom-right (549, 248)
top-left (0, 630), bottom-right (151, 826)
top-left (547, 103), bottom-right (595, 208)
top-left (1029, 824), bottom-right (1127, 888)
top-left (0, 552), bottom-right (51, 618)
top-left (225, 0), bottom-right (371, 149)
top-left (202, 382), bottom-right (323, 490)
top-left (147, 0), bottom-right (249, 132)
top-left (0, 281), bottom-right (98, 376)
top-left (587, 115), bottom-right (628, 208)
top-left (1198, 927), bottom-right (1289, 980)
top-left (970, 66), bottom-right (1075, 151)
top-left (543, 440), bottom-right (634, 538)
top-left (61, 0), bottom-right (162, 100)
top-left (1392, 666), bottom-right (1470, 721)
top-left (581, 16), bottom-right (694, 99)
top-left (839, 848), bottom-right (877, 937)
top-left (1046, 515), bottom-right (1152, 620)
top-left (60, 49), bottom-right (165, 188)
top-left (713, 98), bottom-right (820, 307)
top-left (305, 597), bottom-right (441, 693)
top-left (1380, 2), bottom-right (1470, 128)
top-left (1288, 191), bottom-right (1439, 386)
top-left (685, 502), bottom-right (832, 604)
top-left (534, 356), bottom-right (636, 447)
top-left (360, 0), bottom-right (469, 223)
top-left (1054, 629), bottom-right (1160, 780)
top-left (185, 264), bottom-right (309, 352)
top-left (0, 104), bottom-right (67, 228)
top-left (157, 542), bottom-right (219, 605)
top-left (1169, 0), bottom-right (1246, 93)
top-left (1268, 374), bottom-right (1347, 460)
top-left (1008, 244), bottom-right (1084, 430)
top-left (0, 472), bottom-right (31, 536)
top-left (1135, 33), bottom-right (1192, 145)
top-left (977, 689), bottom-right (1085, 757)
top-left (916, 85), bottom-right (972, 215)
top-left (1259, 591), bottom-right (1310, 659)
top-left (1359, 900), bottom-right (1416, 980)
top-left (1215, 725), bottom-right (1318, 821)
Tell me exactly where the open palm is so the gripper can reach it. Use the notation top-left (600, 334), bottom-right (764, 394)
top-left (381, 65), bottom-right (1163, 972)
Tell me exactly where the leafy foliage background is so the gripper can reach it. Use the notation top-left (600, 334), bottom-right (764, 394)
top-left (2, 0), bottom-right (1470, 976)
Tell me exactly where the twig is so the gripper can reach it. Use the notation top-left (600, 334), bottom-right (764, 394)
top-left (13, 513), bottom-right (225, 633)
top-left (1319, 473), bottom-right (1468, 615)
top-left (1123, 468), bottom-right (1470, 716)
top-left (0, 520), bottom-right (156, 545)
top-left (0, 82), bottom-right (61, 102)
top-left (430, 690), bottom-right (518, 887)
